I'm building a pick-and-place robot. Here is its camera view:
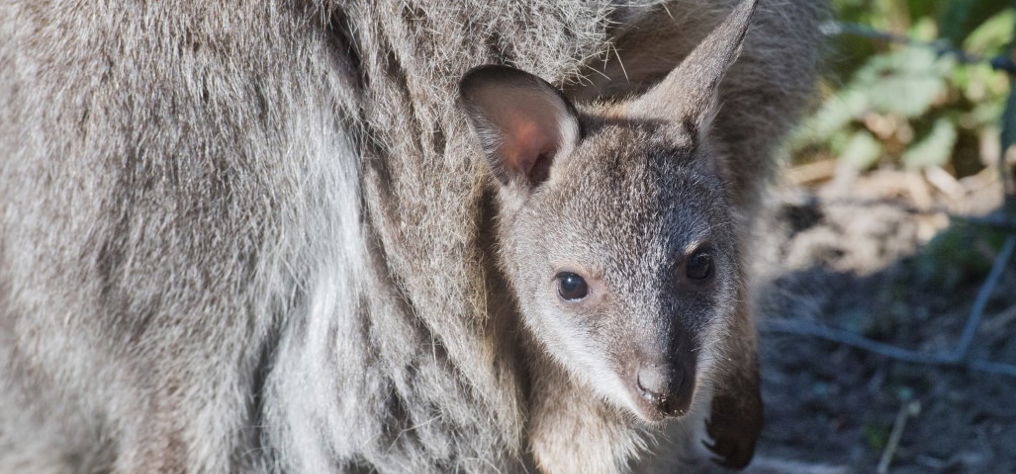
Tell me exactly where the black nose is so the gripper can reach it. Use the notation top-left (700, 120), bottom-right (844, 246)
top-left (636, 364), bottom-right (694, 417)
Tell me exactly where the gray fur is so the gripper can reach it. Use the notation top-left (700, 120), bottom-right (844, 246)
top-left (0, 0), bottom-right (823, 472)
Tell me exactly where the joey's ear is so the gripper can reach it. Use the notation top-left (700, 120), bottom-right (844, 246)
top-left (459, 65), bottom-right (581, 188)
top-left (630, 0), bottom-right (758, 135)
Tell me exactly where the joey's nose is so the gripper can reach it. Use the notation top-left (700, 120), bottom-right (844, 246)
top-left (636, 364), bottom-right (693, 418)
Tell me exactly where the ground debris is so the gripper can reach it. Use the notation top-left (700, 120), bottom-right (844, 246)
top-left (753, 168), bottom-right (1015, 472)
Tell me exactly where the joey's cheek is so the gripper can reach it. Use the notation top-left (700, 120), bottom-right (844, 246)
top-left (578, 308), bottom-right (615, 336)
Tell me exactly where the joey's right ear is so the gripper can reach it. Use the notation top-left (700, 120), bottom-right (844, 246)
top-left (458, 65), bottom-right (581, 189)
top-left (629, 0), bottom-right (757, 139)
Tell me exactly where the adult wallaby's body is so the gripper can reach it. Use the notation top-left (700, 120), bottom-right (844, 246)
top-left (0, 0), bottom-right (822, 472)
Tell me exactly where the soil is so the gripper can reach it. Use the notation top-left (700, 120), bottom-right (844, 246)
top-left (752, 166), bottom-right (1016, 473)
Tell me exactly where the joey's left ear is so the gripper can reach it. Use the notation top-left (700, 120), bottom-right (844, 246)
top-left (458, 65), bottom-right (581, 189)
top-left (629, 0), bottom-right (758, 136)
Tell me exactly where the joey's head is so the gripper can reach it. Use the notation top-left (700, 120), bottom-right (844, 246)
top-left (459, 0), bottom-right (757, 423)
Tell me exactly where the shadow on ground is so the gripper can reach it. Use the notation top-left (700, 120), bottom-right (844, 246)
top-left (754, 183), bottom-right (1016, 473)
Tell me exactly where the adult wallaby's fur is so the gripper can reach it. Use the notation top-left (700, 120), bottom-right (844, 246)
top-left (0, 0), bottom-right (822, 472)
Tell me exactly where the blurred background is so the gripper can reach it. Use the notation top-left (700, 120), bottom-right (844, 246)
top-left (791, 0), bottom-right (1014, 184)
top-left (755, 1), bottom-right (1016, 472)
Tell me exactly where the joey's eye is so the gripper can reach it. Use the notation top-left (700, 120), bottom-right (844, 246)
top-left (556, 272), bottom-right (589, 301)
top-left (686, 251), bottom-right (713, 280)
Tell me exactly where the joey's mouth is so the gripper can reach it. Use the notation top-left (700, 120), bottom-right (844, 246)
top-left (629, 385), bottom-right (695, 423)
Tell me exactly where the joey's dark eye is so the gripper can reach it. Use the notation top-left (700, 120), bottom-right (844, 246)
top-left (686, 251), bottom-right (714, 280)
top-left (556, 272), bottom-right (589, 301)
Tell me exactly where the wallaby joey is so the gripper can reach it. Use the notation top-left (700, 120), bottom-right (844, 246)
top-left (460, 0), bottom-right (762, 470)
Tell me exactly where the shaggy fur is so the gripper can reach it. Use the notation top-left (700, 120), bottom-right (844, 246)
top-left (0, 0), bottom-right (823, 472)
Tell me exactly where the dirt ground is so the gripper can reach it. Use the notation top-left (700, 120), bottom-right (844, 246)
top-left (752, 165), bottom-right (1016, 473)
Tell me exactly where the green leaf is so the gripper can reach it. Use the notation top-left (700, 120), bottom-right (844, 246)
top-left (841, 130), bottom-right (884, 170)
top-left (909, 16), bottom-right (938, 42)
top-left (962, 9), bottom-right (1015, 54)
top-left (902, 118), bottom-right (958, 168)
top-left (855, 47), bottom-right (951, 118)
top-left (790, 88), bottom-right (868, 148)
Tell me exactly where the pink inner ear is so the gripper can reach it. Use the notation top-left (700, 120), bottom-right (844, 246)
top-left (499, 112), bottom-right (560, 182)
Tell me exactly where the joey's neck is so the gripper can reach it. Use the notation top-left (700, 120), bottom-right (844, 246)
top-left (523, 342), bottom-right (653, 473)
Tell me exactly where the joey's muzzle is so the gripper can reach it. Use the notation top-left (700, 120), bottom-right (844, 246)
top-left (630, 354), bottom-right (697, 421)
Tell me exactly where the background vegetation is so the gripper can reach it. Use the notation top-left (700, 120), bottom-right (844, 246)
top-left (791, 0), bottom-right (1015, 176)
top-left (757, 2), bottom-right (1016, 471)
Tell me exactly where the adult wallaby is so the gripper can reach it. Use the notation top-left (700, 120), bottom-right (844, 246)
top-left (0, 0), bottom-right (822, 472)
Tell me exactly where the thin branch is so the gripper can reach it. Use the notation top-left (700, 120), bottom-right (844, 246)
top-left (877, 401), bottom-right (921, 474)
top-left (953, 235), bottom-right (1016, 359)
top-left (821, 20), bottom-right (1016, 73)
top-left (764, 320), bottom-right (952, 365)
top-left (763, 320), bottom-right (1016, 378)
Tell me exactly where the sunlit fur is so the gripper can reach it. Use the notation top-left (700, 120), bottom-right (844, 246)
top-left (0, 0), bottom-right (823, 472)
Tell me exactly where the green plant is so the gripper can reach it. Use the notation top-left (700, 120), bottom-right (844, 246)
top-left (791, 1), bottom-right (1015, 175)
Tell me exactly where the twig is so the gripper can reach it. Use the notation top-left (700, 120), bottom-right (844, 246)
top-left (982, 303), bottom-right (1016, 333)
top-left (763, 321), bottom-right (1016, 377)
top-left (764, 321), bottom-right (949, 365)
top-left (821, 20), bottom-right (1016, 74)
top-left (953, 234), bottom-right (1016, 359)
top-left (877, 401), bottom-right (921, 474)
